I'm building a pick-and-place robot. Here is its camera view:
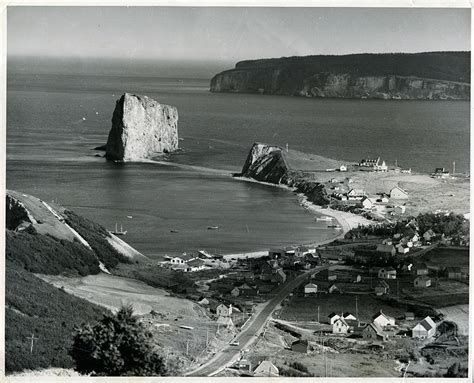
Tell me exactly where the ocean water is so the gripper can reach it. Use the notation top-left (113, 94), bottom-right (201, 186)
top-left (6, 72), bottom-right (470, 256)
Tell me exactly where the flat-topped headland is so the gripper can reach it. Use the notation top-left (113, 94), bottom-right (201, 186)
top-left (211, 52), bottom-right (470, 100)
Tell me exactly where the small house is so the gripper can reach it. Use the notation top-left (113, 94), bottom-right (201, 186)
top-left (230, 287), bottom-right (240, 297)
top-left (374, 160), bottom-right (388, 172)
top-left (376, 244), bottom-right (396, 256)
top-left (304, 283), bottom-right (318, 296)
top-left (239, 284), bottom-right (259, 296)
top-left (396, 244), bottom-right (409, 254)
top-left (359, 158), bottom-right (380, 167)
top-left (412, 316), bottom-right (436, 339)
top-left (254, 361), bottom-right (279, 377)
top-left (378, 267), bottom-right (397, 279)
top-left (348, 189), bottom-right (366, 200)
top-left (413, 263), bottom-right (429, 276)
top-left (414, 276), bottom-right (431, 288)
top-left (373, 310), bottom-right (396, 328)
top-left (198, 297), bottom-right (209, 305)
top-left (339, 164), bottom-right (348, 172)
top-left (271, 269), bottom-right (287, 284)
top-left (362, 323), bottom-right (387, 342)
top-left (319, 268), bottom-right (337, 281)
top-left (360, 196), bottom-right (375, 209)
top-left (187, 258), bottom-right (206, 272)
top-left (216, 304), bottom-right (232, 317)
top-left (328, 312), bottom-right (340, 325)
top-left (328, 283), bottom-right (339, 294)
top-left (291, 339), bottom-right (308, 353)
top-left (354, 274), bottom-right (362, 283)
top-left (446, 267), bottom-right (462, 279)
top-left (332, 317), bottom-right (349, 334)
top-left (374, 280), bottom-right (390, 296)
top-left (238, 359), bottom-right (252, 373)
top-left (390, 186), bottom-right (408, 199)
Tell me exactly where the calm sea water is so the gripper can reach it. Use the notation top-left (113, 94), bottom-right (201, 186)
top-left (6, 72), bottom-right (470, 256)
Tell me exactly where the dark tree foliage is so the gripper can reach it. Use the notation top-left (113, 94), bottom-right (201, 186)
top-left (6, 229), bottom-right (100, 275)
top-left (70, 306), bottom-right (167, 376)
top-left (417, 212), bottom-right (468, 237)
top-left (64, 210), bottom-right (131, 269)
top-left (5, 262), bottom-right (108, 373)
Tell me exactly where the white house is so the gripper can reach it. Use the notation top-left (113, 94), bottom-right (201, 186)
top-left (390, 186), bottom-right (409, 199)
top-left (295, 246), bottom-right (316, 258)
top-left (304, 283), bottom-right (318, 296)
top-left (374, 160), bottom-right (388, 172)
top-left (343, 312), bottom-right (357, 321)
top-left (328, 312), bottom-right (340, 325)
top-left (396, 244), bottom-right (410, 254)
top-left (423, 229), bottom-right (436, 242)
top-left (187, 258), bottom-right (206, 272)
top-left (347, 189), bottom-right (366, 200)
top-left (373, 310), bottom-right (396, 328)
top-left (332, 317), bottom-right (349, 334)
top-left (216, 304), bottom-right (232, 317)
top-left (339, 164), bottom-right (348, 172)
top-left (412, 316), bottom-right (436, 339)
top-left (378, 267), bottom-right (397, 279)
top-left (414, 276), bottom-right (431, 288)
top-left (373, 312), bottom-right (395, 328)
top-left (254, 361), bottom-right (279, 377)
top-left (360, 196), bottom-right (375, 209)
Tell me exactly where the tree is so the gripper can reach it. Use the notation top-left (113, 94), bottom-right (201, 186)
top-left (70, 305), bottom-right (167, 376)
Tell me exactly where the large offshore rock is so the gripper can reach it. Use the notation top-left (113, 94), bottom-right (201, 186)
top-left (105, 93), bottom-right (179, 161)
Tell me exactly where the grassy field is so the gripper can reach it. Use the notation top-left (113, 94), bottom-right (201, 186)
top-left (279, 293), bottom-right (407, 323)
top-left (422, 247), bottom-right (469, 271)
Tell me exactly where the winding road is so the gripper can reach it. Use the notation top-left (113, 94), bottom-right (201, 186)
top-left (187, 264), bottom-right (330, 376)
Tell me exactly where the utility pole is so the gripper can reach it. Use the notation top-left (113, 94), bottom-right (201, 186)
top-left (206, 328), bottom-right (209, 348)
top-left (397, 280), bottom-right (399, 302)
top-left (27, 333), bottom-right (38, 354)
top-left (186, 339), bottom-right (189, 356)
top-left (453, 161), bottom-right (456, 175)
top-left (317, 306), bottom-right (320, 323)
top-left (355, 296), bottom-right (359, 325)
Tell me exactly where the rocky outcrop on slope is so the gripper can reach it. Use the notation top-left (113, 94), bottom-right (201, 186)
top-left (6, 193), bottom-right (35, 231)
top-left (105, 93), bottom-right (179, 161)
top-left (210, 52), bottom-right (470, 100)
top-left (236, 143), bottom-right (330, 205)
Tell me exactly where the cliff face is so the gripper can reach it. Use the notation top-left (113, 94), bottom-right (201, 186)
top-left (105, 93), bottom-right (179, 161)
top-left (236, 143), bottom-right (330, 205)
top-left (211, 52), bottom-right (470, 100)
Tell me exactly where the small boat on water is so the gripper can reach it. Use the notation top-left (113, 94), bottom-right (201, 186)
top-left (207, 226), bottom-right (219, 230)
top-left (170, 229), bottom-right (179, 233)
top-left (316, 216), bottom-right (334, 222)
top-left (111, 223), bottom-right (127, 235)
top-left (327, 224), bottom-right (342, 229)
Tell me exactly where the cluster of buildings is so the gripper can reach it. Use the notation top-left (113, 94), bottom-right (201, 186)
top-left (165, 250), bottom-right (230, 272)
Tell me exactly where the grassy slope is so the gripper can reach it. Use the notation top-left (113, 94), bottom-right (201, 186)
top-left (5, 261), bottom-right (109, 373)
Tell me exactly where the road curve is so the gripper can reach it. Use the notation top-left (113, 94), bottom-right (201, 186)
top-left (186, 265), bottom-right (329, 376)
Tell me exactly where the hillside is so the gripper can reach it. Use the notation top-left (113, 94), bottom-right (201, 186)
top-left (210, 52), bottom-right (470, 100)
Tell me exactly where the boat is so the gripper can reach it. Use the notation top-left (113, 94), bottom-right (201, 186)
top-left (316, 216), bottom-right (334, 222)
top-left (207, 226), bottom-right (219, 230)
top-left (111, 223), bottom-right (127, 235)
top-left (170, 229), bottom-right (179, 233)
top-left (327, 224), bottom-right (342, 229)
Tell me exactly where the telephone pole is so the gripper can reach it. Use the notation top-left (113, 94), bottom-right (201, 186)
top-left (27, 333), bottom-right (38, 354)
top-left (453, 161), bottom-right (456, 175)
top-left (317, 306), bottom-right (320, 323)
top-left (355, 296), bottom-right (359, 325)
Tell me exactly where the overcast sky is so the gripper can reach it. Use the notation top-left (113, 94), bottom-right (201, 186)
top-left (8, 7), bottom-right (470, 62)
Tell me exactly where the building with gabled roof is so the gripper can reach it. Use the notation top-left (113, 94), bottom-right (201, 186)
top-left (390, 186), bottom-right (409, 199)
top-left (414, 275), bottom-right (431, 288)
top-left (328, 312), bottom-right (340, 325)
top-left (413, 263), bottom-right (429, 275)
top-left (378, 267), bottom-right (397, 279)
top-left (333, 317), bottom-right (349, 334)
top-left (412, 316), bottom-right (436, 339)
top-left (373, 310), bottom-right (396, 328)
top-left (254, 361), bottom-right (279, 377)
top-left (304, 283), bottom-right (318, 296)
top-left (363, 323), bottom-right (387, 342)
top-left (376, 244), bottom-right (396, 256)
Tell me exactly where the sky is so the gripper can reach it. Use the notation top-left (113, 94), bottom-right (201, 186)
top-left (7, 7), bottom-right (471, 64)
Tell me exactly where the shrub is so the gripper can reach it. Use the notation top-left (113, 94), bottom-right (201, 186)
top-left (70, 306), bottom-right (167, 376)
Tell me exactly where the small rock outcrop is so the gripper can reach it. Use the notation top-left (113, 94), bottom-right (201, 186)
top-left (6, 193), bottom-right (35, 231)
top-left (105, 93), bottom-right (179, 161)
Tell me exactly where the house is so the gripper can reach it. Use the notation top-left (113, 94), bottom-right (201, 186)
top-left (405, 312), bottom-right (415, 321)
top-left (295, 245), bottom-right (315, 258)
top-left (332, 317), bottom-right (349, 334)
top-left (339, 164), bottom-right (348, 172)
top-left (343, 312), bottom-right (357, 321)
top-left (374, 280), bottom-right (390, 296)
top-left (354, 274), bottom-right (362, 283)
top-left (412, 316), bottom-right (436, 339)
top-left (360, 196), bottom-right (375, 209)
top-left (396, 244), bottom-right (410, 254)
top-left (347, 189), bottom-right (366, 200)
top-left (378, 267), bottom-right (397, 279)
top-left (238, 359), bottom-right (252, 373)
top-left (423, 229), bottom-right (436, 242)
top-left (374, 160), bottom-right (388, 172)
top-left (359, 157), bottom-right (380, 167)
top-left (376, 244), bottom-right (396, 256)
top-left (216, 304), bottom-right (232, 317)
top-left (373, 310), bottom-right (396, 328)
top-left (268, 248), bottom-right (288, 259)
top-left (230, 287), bottom-right (240, 297)
top-left (328, 312), bottom-right (340, 325)
top-left (198, 297), bottom-right (209, 305)
top-left (239, 284), bottom-right (260, 296)
top-left (362, 323), bottom-right (387, 342)
top-left (254, 361), bottom-right (279, 377)
top-left (328, 283), bottom-right (339, 294)
top-left (432, 168), bottom-right (450, 179)
top-left (187, 258), bottom-right (206, 272)
top-left (446, 266), bottom-right (462, 279)
top-left (390, 186), bottom-right (409, 199)
top-left (170, 252), bottom-right (197, 264)
top-left (414, 276), bottom-right (431, 288)
top-left (413, 263), bottom-right (429, 275)
top-left (304, 283), bottom-right (318, 296)
top-left (291, 339), bottom-right (308, 353)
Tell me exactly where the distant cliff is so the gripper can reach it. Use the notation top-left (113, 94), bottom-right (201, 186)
top-left (211, 52), bottom-right (470, 100)
top-left (105, 93), bottom-right (179, 161)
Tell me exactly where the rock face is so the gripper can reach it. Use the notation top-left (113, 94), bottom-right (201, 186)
top-left (236, 143), bottom-right (330, 205)
top-left (6, 193), bottom-right (34, 231)
top-left (105, 93), bottom-right (179, 161)
top-left (211, 52), bottom-right (470, 100)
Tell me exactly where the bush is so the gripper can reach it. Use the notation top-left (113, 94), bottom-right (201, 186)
top-left (289, 361), bottom-right (309, 373)
top-left (70, 306), bottom-right (167, 376)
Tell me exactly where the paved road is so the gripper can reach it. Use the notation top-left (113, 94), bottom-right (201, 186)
top-left (187, 265), bottom-right (329, 376)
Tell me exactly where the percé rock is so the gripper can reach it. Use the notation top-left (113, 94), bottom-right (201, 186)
top-left (105, 93), bottom-right (179, 161)
top-left (211, 52), bottom-right (470, 100)
top-left (236, 143), bottom-right (330, 205)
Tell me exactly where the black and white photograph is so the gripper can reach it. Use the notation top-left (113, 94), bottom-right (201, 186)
top-left (3, 3), bottom-right (471, 379)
